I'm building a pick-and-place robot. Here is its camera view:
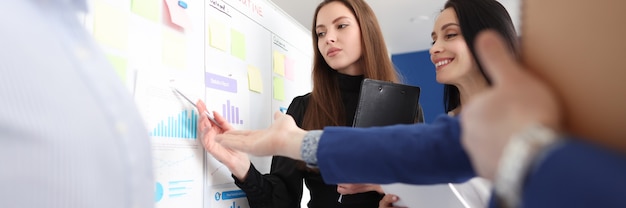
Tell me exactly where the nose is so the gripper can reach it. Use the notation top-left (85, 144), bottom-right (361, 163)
top-left (429, 40), bottom-right (443, 55)
top-left (325, 32), bottom-right (336, 44)
top-left (325, 38), bottom-right (336, 45)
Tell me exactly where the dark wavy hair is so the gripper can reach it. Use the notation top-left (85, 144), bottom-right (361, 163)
top-left (442, 0), bottom-right (519, 112)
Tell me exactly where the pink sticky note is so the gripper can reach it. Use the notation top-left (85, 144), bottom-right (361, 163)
top-left (165, 0), bottom-right (191, 30)
top-left (284, 56), bottom-right (295, 81)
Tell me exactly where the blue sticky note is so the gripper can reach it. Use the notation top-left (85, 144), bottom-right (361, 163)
top-left (178, 0), bottom-right (187, 9)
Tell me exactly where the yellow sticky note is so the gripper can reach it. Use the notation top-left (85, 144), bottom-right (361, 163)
top-left (131, 0), bottom-right (160, 22)
top-left (93, 1), bottom-right (129, 52)
top-left (162, 29), bottom-right (187, 70)
top-left (273, 76), bottom-right (285, 101)
top-left (105, 54), bottom-right (128, 81)
top-left (208, 18), bottom-right (230, 52)
top-left (247, 65), bottom-right (263, 93)
top-left (231, 29), bottom-right (246, 60)
top-left (273, 51), bottom-right (285, 76)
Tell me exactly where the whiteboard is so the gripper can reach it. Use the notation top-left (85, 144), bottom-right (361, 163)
top-left (84, 0), bottom-right (313, 207)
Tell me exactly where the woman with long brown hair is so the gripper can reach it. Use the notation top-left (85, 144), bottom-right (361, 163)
top-left (196, 0), bottom-right (422, 207)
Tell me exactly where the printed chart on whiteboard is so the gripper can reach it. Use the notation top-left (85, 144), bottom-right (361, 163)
top-left (88, 0), bottom-right (313, 207)
top-left (134, 70), bottom-right (205, 208)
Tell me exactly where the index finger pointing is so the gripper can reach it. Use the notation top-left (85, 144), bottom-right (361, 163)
top-left (196, 100), bottom-right (208, 115)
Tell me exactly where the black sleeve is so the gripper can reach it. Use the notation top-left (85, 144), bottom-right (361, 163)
top-left (233, 163), bottom-right (290, 208)
top-left (233, 94), bottom-right (310, 208)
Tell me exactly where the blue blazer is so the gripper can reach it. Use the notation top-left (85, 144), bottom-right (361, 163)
top-left (318, 115), bottom-right (475, 184)
top-left (315, 115), bottom-right (626, 207)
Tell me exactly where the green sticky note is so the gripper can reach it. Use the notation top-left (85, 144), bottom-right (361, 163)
top-left (105, 54), bottom-right (128, 81)
top-left (231, 29), bottom-right (246, 60)
top-left (273, 76), bottom-right (285, 101)
top-left (131, 0), bottom-right (160, 22)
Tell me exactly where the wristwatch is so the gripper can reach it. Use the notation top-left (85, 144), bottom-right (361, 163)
top-left (494, 123), bottom-right (560, 208)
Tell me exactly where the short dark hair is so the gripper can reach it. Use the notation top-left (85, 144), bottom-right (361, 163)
top-left (442, 0), bottom-right (519, 112)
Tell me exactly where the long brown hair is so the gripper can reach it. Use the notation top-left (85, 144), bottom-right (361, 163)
top-left (303, 0), bottom-right (399, 130)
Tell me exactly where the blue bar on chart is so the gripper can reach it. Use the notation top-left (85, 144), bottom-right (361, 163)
top-left (151, 110), bottom-right (198, 139)
top-left (222, 100), bottom-right (244, 125)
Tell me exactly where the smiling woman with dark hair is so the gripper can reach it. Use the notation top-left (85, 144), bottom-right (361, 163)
top-left (440, 0), bottom-right (519, 114)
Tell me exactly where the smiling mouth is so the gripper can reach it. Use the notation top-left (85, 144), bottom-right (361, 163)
top-left (435, 59), bottom-right (453, 67)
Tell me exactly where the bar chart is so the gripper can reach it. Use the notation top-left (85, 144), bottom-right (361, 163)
top-left (151, 110), bottom-right (198, 139)
top-left (221, 100), bottom-right (244, 125)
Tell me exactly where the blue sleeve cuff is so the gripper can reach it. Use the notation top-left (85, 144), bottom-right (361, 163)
top-left (301, 130), bottom-right (323, 167)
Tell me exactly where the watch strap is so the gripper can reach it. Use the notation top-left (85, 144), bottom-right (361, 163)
top-left (494, 123), bottom-right (559, 208)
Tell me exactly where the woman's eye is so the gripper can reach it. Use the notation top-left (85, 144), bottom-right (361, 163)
top-left (445, 33), bottom-right (458, 39)
top-left (317, 32), bottom-right (326, 37)
top-left (338, 24), bottom-right (348, 29)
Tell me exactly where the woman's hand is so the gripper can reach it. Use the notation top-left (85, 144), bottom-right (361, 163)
top-left (216, 111), bottom-right (308, 160)
top-left (379, 194), bottom-right (406, 208)
top-left (197, 100), bottom-right (250, 180)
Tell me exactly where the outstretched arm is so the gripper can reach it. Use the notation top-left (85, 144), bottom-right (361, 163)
top-left (316, 115), bottom-right (474, 185)
top-left (217, 111), bottom-right (307, 160)
top-left (217, 113), bottom-right (475, 185)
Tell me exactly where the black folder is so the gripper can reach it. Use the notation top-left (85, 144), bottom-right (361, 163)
top-left (352, 79), bottom-right (421, 127)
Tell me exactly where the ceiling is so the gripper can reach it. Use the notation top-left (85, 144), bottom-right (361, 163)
top-left (269, 0), bottom-right (521, 54)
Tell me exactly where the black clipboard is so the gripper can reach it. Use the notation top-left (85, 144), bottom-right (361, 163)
top-left (352, 79), bottom-right (421, 127)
